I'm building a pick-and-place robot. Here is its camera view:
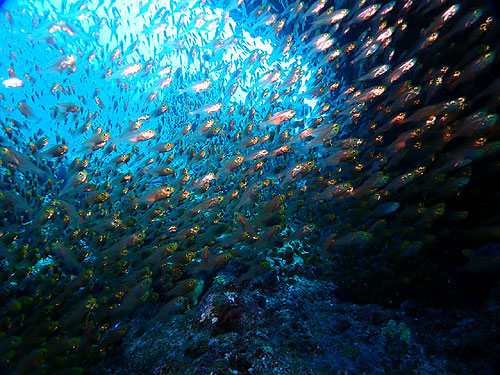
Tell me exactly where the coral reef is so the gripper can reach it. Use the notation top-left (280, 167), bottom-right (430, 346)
top-left (97, 270), bottom-right (500, 375)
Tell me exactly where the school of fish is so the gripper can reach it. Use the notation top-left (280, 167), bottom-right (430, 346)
top-left (0, 0), bottom-right (499, 373)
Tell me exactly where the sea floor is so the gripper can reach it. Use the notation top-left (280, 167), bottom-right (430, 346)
top-left (97, 271), bottom-right (500, 375)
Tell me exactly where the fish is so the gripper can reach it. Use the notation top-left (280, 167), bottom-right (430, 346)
top-left (189, 102), bottom-right (222, 116)
top-left (17, 101), bottom-right (39, 120)
top-left (109, 63), bottom-right (143, 79)
top-left (2, 77), bottom-right (24, 87)
top-left (259, 109), bottom-right (296, 127)
top-left (116, 129), bottom-right (156, 143)
top-left (42, 144), bottom-right (68, 158)
top-left (47, 55), bottom-right (77, 72)
top-left (0, 0), bottom-right (499, 373)
top-left (179, 79), bottom-right (212, 94)
top-left (0, 146), bottom-right (51, 178)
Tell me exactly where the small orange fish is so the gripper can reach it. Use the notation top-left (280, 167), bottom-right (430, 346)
top-left (117, 129), bottom-right (156, 143)
top-left (0, 146), bottom-right (50, 177)
top-left (216, 155), bottom-right (244, 180)
top-left (166, 279), bottom-right (198, 298)
top-left (48, 54), bottom-right (77, 72)
top-left (81, 132), bottom-right (111, 152)
top-left (140, 185), bottom-right (175, 203)
top-left (43, 144), bottom-right (68, 158)
top-left (17, 101), bottom-right (38, 120)
top-left (85, 191), bottom-right (110, 205)
top-left (151, 142), bottom-right (174, 153)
